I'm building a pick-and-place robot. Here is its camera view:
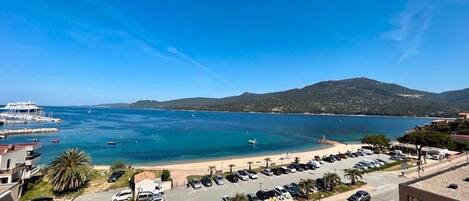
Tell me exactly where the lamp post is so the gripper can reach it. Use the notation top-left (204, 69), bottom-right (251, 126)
top-left (259, 182), bottom-right (262, 191)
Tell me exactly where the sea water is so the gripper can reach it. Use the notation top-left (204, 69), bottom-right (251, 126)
top-left (0, 107), bottom-right (430, 165)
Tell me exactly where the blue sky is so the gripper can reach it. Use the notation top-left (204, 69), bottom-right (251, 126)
top-left (1, 0), bottom-right (468, 105)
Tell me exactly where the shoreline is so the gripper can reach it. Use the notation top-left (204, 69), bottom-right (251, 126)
top-left (66, 106), bottom-right (442, 119)
top-left (94, 141), bottom-right (365, 185)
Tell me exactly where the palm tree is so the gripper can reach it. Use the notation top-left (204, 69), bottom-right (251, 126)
top-left (228, 164), bottom-right (236, 173)
top-left (294, 156), bottom-right (300, 164)
top-left (264, 157), bottom-right (272, 168)
top-left (247, 161), bottom-right (253, 171)
top-left (232, 193), bottom-right (248, 201)
top-left (323, 172), bottom-right (341, 191)
top-left (110, 161), bottom-right (126, 172)
top-left (344, 168), bottom-right (364, 185)
top-left (47, 148), bottom-right (91, 193)
top-left (299, 178), bottom-right (316, 197)
top-left (208, 165), bottom-right (216, 176)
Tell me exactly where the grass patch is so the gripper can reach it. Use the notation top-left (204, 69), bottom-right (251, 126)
top-left (303, 181), bottom-right (366, 201)
top-left (21, 178), bottom-right (53, 201)
top-left (109, 168), bottom-right (136, 189)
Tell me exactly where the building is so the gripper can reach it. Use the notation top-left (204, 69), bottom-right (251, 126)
top-left (134, 171), bottom-right (157, 197)
top-left (458, 112), bottom-right (469, 121)
top-left (399, 163), bottom-right (468, 201)
top-left (0, 143), bottom-right (41, 201)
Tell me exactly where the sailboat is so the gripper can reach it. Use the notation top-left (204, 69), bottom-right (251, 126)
top-left (248, 139), bottom-right (257, 145)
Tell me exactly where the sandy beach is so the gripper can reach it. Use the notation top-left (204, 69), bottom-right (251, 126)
top-left (95, 141), bottom-right (365, 186)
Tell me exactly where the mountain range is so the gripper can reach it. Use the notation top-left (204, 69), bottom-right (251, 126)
top-left (98, 78), bottom-right (469, 117)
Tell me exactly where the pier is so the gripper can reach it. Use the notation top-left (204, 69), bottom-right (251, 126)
top-left (0, 128), bottom-right (59, 136)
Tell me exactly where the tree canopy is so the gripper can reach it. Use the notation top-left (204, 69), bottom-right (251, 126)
top-left (47, 148), bottom-right (91, 193)
top-left (361, 134), bottom-right (391, 152)
top-left (397, 131), bottom-right (450, 160)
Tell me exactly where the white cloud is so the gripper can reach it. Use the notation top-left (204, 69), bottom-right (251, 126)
top-left (383, 0), bottom-right (433, 61)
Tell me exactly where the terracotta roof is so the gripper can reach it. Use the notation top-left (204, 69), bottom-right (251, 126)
top-left (134, 171), bottom-right (155, 183)
top-left (0, 143), bottom-right (38, 155)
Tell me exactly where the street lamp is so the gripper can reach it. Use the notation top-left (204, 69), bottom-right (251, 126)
top-left (259, 182), bottom-right (262, 191)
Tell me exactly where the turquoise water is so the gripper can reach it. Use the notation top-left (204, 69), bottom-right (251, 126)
top-left (1, 107), bottom-right (430, 165)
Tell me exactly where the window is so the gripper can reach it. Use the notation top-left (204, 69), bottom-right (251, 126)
top-left (0, 178), bottom-right (8, 184)
top-left (6, 159), bottom-right (10, 169)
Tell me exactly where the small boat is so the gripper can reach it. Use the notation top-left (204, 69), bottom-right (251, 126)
top-left (50, 138), bottom-right (60, 144)
top-left (33, 138), bottom-right (40, 142)
top-left (248, 139), bottom-right (257, 145)
top-left (0, 135), bottom-right (5, 139)
top-left (88, 108), bottom-right (92, 114)
top-left (107, 141), bottom-right (116, 145)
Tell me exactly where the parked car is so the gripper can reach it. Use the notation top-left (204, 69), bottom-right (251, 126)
top-left (136, 192), bottom-right (159, 201)
top-left (338, 153), bottom-right (348, 159)
top-left (292, 163), bottom-right (304, 171)
top-left (201, 175), bottom-right (213, 187)
top-left (272, 168), bottom-right (283, 176)
top-left (284, 184), bottom-right (301, 197)
top-left (237, 170), bottom-right (250, 181)
top-left (112, 189), bottom-right (132, 201)
top-left (354, 163), bottom-right (368, 170)
top-left (256, 190), bottom-right (282, 200)
top-left (308, 160), bottom-right (321, 168)
top-left (299, 163), bottom-right (308, 170)
top-left (355, 151), bottom-right (365, 156)
top-left (247, 170), bottom-right (258, 179)
top-left (280, 166), bottom-right (291, 174)
top-left (390, 155), bottom-right (406, 161)
top-left (221, 196), bottom-right (230, 201)
top-left (150, 196), bottom-right (165, 201)
top-left (323, 156), bottom-right (334, 163)
top-left (373, 159), bottom-right (385, 166)
top-left (347, 190), bottom-right (371, 201)
top-left (375, 159), bottom-right (387, 164)
top-left (290, 182), bottom-right (305, 197)
top-left (361, 149), bottom-right (374, 155)
top-left (305, 163), bottom-right (316, 170)
top-left (331, 154), bottom-right (341, 161)
top-left (226, 174), bottom-right (239, 183)
top-left (261, 168), bottom-right (274, 176)
top-left (189, 178), bottom-right (203, 189)
top-left (286, 165), bottom-right (297, 173)
top-left (214, 175), bottom-right (225, 185)
top-left (247, 193), bottom-right (261, 201)
top-left (346, 151), bottom-right (356, 158)
top-left (274, 186), bottom-right (292, 199)
top-left (108, 170), bottom-right (125, 183)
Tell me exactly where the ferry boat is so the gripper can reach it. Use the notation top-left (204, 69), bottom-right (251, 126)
top-left (1, 101), bottom-right (44, 116)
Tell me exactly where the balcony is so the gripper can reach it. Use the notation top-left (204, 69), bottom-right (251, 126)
top-left (26, 151), bottom-right (41, 160)
top-left (0, 163), bottom-right (26, 175)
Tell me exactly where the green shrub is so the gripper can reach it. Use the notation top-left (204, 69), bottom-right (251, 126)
top-left (161, 169), bottom-right (171, 181)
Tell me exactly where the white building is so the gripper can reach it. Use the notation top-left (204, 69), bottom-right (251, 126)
top-left (0, 143), bottom-right (41, 201)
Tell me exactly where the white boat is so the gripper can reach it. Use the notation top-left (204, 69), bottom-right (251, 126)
top-left (1, 101), bottom-right (43, 116)
top-left (88, 108), bottom-right (92, 114)
top-left (248, 139), bottom-right (257, 144)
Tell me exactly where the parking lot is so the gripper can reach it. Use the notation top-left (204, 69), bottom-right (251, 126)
top-left (165, 154), bottom-right (400, 201)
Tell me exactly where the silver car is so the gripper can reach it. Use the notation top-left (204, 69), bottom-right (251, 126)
top-left (214, 175), bottom-right (225, 185)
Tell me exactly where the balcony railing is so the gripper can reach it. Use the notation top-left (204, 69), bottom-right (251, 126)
top-left (0, 163), bottom-right (26, 175)
top-left (26, 151), bottom-right (41, 160)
